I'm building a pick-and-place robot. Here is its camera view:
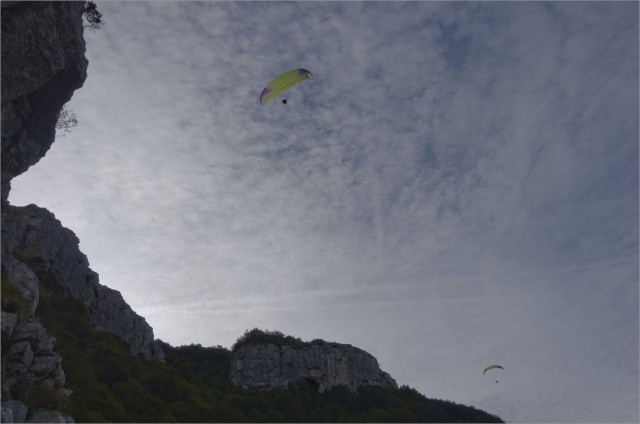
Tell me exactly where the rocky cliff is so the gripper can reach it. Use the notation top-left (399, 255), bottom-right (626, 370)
top-left (230, 340), bottom-right (398, 393)
top-left (2, 204), bottom-right (165, 361)
top-left (1, 1), bottom-right (87, 205)
top-left (1, 2), bottom-right (163, 422)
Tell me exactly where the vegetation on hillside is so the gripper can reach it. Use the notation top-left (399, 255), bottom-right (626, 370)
top-left (32, 284), bottom-right (504, 422)
top-left (232, 328), bottom-right (307, 351)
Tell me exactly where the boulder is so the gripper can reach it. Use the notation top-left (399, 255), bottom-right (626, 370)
top-left (28, 356), bottom-right (64, 387)
top-left (0, 260), bottom-right (39, 316)
top-left (1, 312), bottom-right (18, 341)
top-left (11, 321), bottom-right (46, 350)
top-left (1, 400), bottom-right (28, 423)
top-left (3, 342), bottom-right (34, 369)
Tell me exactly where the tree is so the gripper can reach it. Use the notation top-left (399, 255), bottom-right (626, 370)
top-left (55, 106), bottom-right (78, 137)
top-left (83, 1), bottom-right (104, 32)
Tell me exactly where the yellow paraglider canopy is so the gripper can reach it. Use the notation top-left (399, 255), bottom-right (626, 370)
top-left (259, 69), bottom-right (312, 105)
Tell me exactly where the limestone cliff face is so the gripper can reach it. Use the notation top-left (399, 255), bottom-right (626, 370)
top-left (1, 2), bottom-right (163, 422)
top-left (2, 204), bottom-right (165, 361)
top-left (230, 341), bottom-right (398, 393)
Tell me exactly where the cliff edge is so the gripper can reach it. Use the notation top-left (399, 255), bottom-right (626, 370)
top-left (230, 330), bottom-right (398, 393)
top-left (1, 1), bottom-right (87, 205)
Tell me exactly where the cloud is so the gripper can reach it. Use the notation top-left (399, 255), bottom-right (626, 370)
top-left (9, 1), bottom-right (638, 422)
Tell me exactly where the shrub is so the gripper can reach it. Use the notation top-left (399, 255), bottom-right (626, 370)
top-left (55, 106), bottom-right (78, 137)
top-left (23, 380), bottom-right (66, 410)
top-left (232, 328), bottom-right (305, 351)
top-left (82, 1), bottom-right (104, 31)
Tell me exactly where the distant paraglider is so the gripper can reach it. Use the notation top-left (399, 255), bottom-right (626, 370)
top-left (483, 364), bottom-right (504, 384)
top-left (483, 365), bottom-right (504, 374)
top-left (259, 69), bottom-right (312, 105)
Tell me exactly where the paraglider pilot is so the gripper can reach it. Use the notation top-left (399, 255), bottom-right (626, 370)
top-left (281, 99), bottom-right (287, 104)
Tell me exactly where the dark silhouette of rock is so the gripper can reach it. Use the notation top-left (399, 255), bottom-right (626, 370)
top-left (1, 1), bottom-right (88, 205)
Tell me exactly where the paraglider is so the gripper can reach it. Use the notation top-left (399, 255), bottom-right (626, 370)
top-left (281, 99), bottom-right (287, 105)
top-left (259, 69), bottom-right (312, 105)
top-left (483, 365), bottom-right (504, 374)
top-left (483, 364), bottom-right (504, 384)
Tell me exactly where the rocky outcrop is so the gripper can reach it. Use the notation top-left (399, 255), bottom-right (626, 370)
top-left (230, 341), bottom-right (398, 393)
top-left (1, 400), bottom-right (28, 424)
top-left (2, 204), bottom-right (165, 361)
top-left (1, 1), bottom-right (88, 205)
top-left (0, 313), bottom-right (72, 423)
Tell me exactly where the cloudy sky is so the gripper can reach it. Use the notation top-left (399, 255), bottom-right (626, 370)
top-left (10, 1), bottom-right (639, 422)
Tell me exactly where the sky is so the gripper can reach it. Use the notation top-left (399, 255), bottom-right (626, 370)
top-left (9, 1), bottom-right (639, 422)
